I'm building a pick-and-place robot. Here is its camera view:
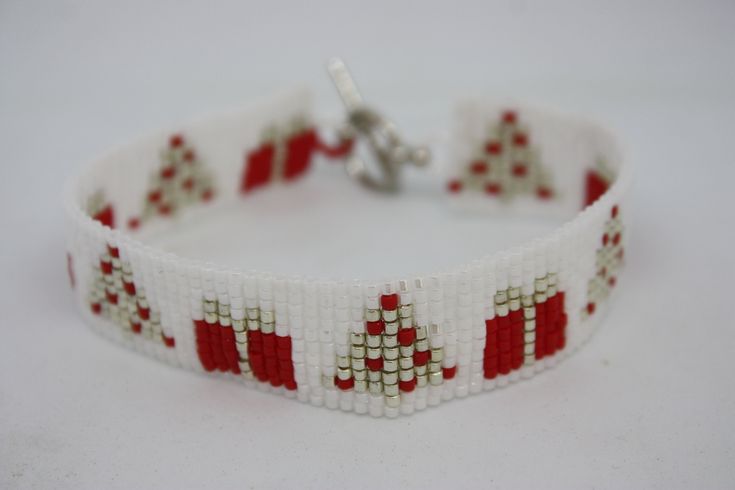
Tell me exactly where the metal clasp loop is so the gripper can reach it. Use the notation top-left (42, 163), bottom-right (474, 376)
top-left (327, 58), bottom-right (430, 193)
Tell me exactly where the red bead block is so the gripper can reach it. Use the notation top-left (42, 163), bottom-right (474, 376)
top-left (283, 128), bottom-right (318, 181)
top-left (90, 302), bottom-right (102, 315)
top-left (335, 377), bottom-right (354, 390)
top-left (447, 179), bottom-right (463, 193)
top-left (486, 141), bottom-right (502, 155)
top-left (443, 365), bottom-right (457, 379)
top-left (137, 304), bottom-right (150, 320)
top-left (100, 259), bottom-right (113, 275)
top-left (366, 357), bottom-right (383, 371)
top-left (162, 334), bottom-right (175, 348)
top-left (241, 142), bottom-right (275, 193)
top-left (130, 320), bottom-right (142, 334)
top-left (413, 350), bottom-right (430, 366)
top-left (398, 327), bottom-right (416, 346)
top-left (123, 280), bottom-right (136, 296)
top-left (380, 294), bottom-right (399, 311)
top-left (399, 379), bottom-right (416, 392)
top-left (502, 110), bottom-right (517, 124)
top-left (366, 320), bottom-right (384, 335)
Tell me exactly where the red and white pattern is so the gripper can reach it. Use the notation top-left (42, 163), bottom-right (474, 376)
top-left (65, 91), bottom-right (631, 416)
top-left (584, 205), bottom-right (624, 317)
top-left (128, 134), bottom-right (215, 230)
top-left (241, 118), bottom-right (353, 194)
top-left (88, 244), bottom-right (174, 347)
top-left (448, 110), bottom-right (555, 200)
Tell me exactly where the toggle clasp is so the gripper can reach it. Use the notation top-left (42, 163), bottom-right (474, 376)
top-left (327, 58), bottom-right (430, 193)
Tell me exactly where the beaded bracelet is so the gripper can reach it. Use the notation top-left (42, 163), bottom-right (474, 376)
top-left (64, 61), bottom-right (631, 418)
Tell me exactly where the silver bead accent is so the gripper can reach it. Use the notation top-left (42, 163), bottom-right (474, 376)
top-left (235, 331), bottom-right (248, 344)
top-left (416, 374), bottom-right (428, 387)
top-left (247, 319), bottom-right (260, 330)
top-left (246, 307), bottom-right (259, 320)
top-left (524, 331), bottom-right (536, 343)
top-left (204, 311), bottom-right (218, 324)
top-left (351, 344), bottom-right (366, 358)
top-left (382, 309), bottom-right (398, 322)
top-left (232, 319), bottom-right (246, 332)
top-left (428, 361), bottom-right (442, 373)
top-left (399, 369), bottom-right (415, 381)
top-left (368, 381), bottom-right (383, 394)
top-left (524, 319), bottom-right (536, 332)
top-left (415, 338), bottom-right (429, 352)
top-left (430, 348), bottom-right (443, 362)
top-left (260, 310), bottom-right (275, 324)
top-left (384, 320), bottom-right (399, 335)
top-left (353, 369), bottom-right (367, 381)
top-left (366, 334), bottom-right (382, 348)
top-left (415, 364), bottom-right (427, 376)
top-left (495, 303), bottom-right (509, 316)
top-left (415, 325), bottom-right (427, 340)
top-left (337, 356), bottom-right (351, 368)
top-left (383, 347), bottom-right (399, 360)
top-left (399, 344), bottom-right (414, 357)
top-left (337, 366), bottom-right (352, 380)
top-left (354, 379), bottom-right (367, 392)
top-left (508, 287), bottom-right (520, 300)
top-left (382, 334), bottom-right (398, 348)
top-left (351, 332), bottom-right (365, 345)
top-left (399, 356), bottom-right (414, 369)
top-left (400, 316), bottom-right (413, 328)
top-left (399, 304), bottom-right (413, 318)
top-left (495, 290), bottom-right (508, 304)
top-left (524, 343), bottom-right (535, 355)
top-left (260, 322), bottom-right (274, 334)
top-left (385, 394), bottom-right (401, 408)
top-left (365, 308), bottom-right (380, 322)
top-left (383, 358), bottom-right (398, 372)
top-left (368, 370), bottom-right (382, 382)
top-left (509, 297), bottom-right (521, 311)
top-left (204, 300), bottom-right (217, 313)
top-left (367, 347), bottom-right (382, 359)
top-left (523, 306), bottom-right (536, 319)
top-left (384, 383), bottom-right (399, 397)
top-left (382, 371), bottom-right (398, 385)
top-left (217, 302), bottom-right (230, 316)
top-left (351, 357), bottom-right (366, 370)
top-left (429, 371), bottom-right (443, 385)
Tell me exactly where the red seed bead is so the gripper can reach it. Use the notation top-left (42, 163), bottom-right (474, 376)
top-left (91, 303), bottom-right (102, 315)
top-left (107, 245), bottom-right (120, 258)
top-left (161, 165), bottom-right (176, 179)
top-left (148, 189), bottom-right (162, 203)
top-left (470, 161), bottom-right (488, 175)
top-left (366, 357), bottom-right (383, 371)
top-left (485, 182), bottom-right (502, 195)
top-left (335, 377), bottom-right (354, 391)
top-left (602, 233), bottom-right (609, 246)
top-left (170, 134), bottom-right (184, 148)
top-left (486, 141), bottom-right (502, 155)
top-left (137, 304), bottom-right (150, 320)
top-left (414, 350), bottom-right (430, 366)
top-left (105, 291), bottom-right (118, 305)
top-left (163, 335), bottom-right (175, 348)
top-left (502, 110), bottom-right (517, 124)
top-left (512, 163), bottom-right (528, 177)
top-left (513, 132), bottom-right (528, 147)
top-left (537, 186), bottom-right (553, 200)
top-left (397, 328), bottom-right (416, 346)
top-left (130, 321), bottom-right (142, 334)
top-left (447, 179), bottom-right (463, 193)
top-left (100, 259), bottom-right (113, 275)
top-left (127, 217), bottom-right (140, 230)
top-left (182, 177), bottom-right (195, 191)
top-left (123, 280), bottom-right (136, 296)
top-left (612, 232), bottom-right (621, 246)
top-left (399, 379), bottom-right (416, 392)
top-left (380, 294), bottom-right (399, 311)
top-left (608, 276), bottom-right (617, 287)
top-left (443, 366), bottom-right (457, 379)
top-left (611, 205), bottom-right (619, 218)
top-left (284, 380), bottom-right (298, 391)
top-left (201, 189), bottom-right (214, 202)
top-left (586, 302), bottom-right (596, 315)
top-left (366, 320), bottom-right (384, 335)
top-left (183, 149), bottom-right (195, 162)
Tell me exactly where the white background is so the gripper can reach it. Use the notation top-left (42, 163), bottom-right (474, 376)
top-left (1, 1), bottom-right (734, 488)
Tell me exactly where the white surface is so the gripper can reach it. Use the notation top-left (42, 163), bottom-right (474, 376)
top-left (1, 0), bottom-right (733, 488)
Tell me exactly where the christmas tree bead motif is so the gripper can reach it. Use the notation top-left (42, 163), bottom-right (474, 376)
top-left (87, 190), bottom-right (115, 228)
top-left (88, 244), bottom-right (174, 347)
top-left (583, 205), bottom-right (625, 318)
top-left (449, 110), bottom-right (556, 201)
top-left (128, 134), bottom-right (215, 230)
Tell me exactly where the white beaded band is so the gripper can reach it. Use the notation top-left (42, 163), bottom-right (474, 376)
top-left (64, 87), bottom-right (631, 418)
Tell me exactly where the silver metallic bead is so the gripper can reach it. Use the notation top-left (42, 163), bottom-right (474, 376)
top-left (399, 356), bottom-right (414, 370)
top-left (495, 290), bottom-right (508, 304)
top-left (204, 311), bottom-right (218, 324)
top-left (353, 369), bottom-right (367, 381)
top-left (384, 383), bottom-right (399, 397)
top-left (368, 369), bottom-right (382, 382)
top-left (524, 331), bottom-right (536, 343)
top-left (508, 287), bottom-right (520, 300)
top-left (365, 308), bottom-right (380, 322)
top-left (523, 305), bottom-right (536, 319)
top-left (383, 358), bottom-right (398, 372)
top-left (385, 394), bottom-right (401, 408)
top-left (235, 331), bottom-right (248, 344)
top-left (429, 371), bottom-right (444, 386)
top-left (366, 334), bottom-right (382, 348)
top-left (246, 307), bottom-right (259, 320)
top-left (399, 344), bottom-right (414, 357)
top-left (399, 369), bottom-right (415, 382)
top-left (218, 302), bottom-right (230, 316)
top-left (428, 361), bottom-right (442, 373)
top-left (415, 338), bottom-right (429, 352)
top-left (260, 322), bottom-right (274, 334)
top-left (351, 344), bottom-right (366, 358)
top-left (495, 303), bottom-right (509, 316)
top-left (416, 374), bottom-right (428, 387)
top-left (204, 300), bottom-right (217, 313)
top-left (260, 310), bottom-right (275, 324)
top-left (351, 332), bottom-right (365, 345)
top-left (247, 319), bottom-right (260, 331)
top-left (367, 347), bottom-right (382, 359)
top-left (399, 304), bottom-right (413, 318)
top-left (368, 380), bottom-right (383, 394)
top-left (509, 297), bottom-right (521, 311)
top-left (382, 334), bottom-right (398, 348)
top-left (524, 343), bottom-right (535, 355)
top-left (232, 319), bottom-right (246, 332)
top-left (382, 309), bottom-right (398, 322)
top-left (430, 348), bottom-right (443, 362)
top-left (382, 347), bottom-right (399, 360)
top-left (524, 319), bottom-right (536, 332)
top-left (354, 379), bottom-right (367, 392)
top-left (337, 366), bottom-right (352, 380)
top-left (400, 316), bottom-right (413, 329)
top-left (415, 364), bottom-right (427, 376)
top-left (535, 277), bottom-right (548, 293)
top-left (415, 325), bottom-right (427, 340)
top-left (337, 356), bottom-right (351, 368)
top-left (384, 320), bottom-right (399, 335)
top-left (382, 370), bottom-right (398, 385)
top-left (351, 357), bottom-right (366, 370)
top-left (534, 292), bottom-right (547, 304)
